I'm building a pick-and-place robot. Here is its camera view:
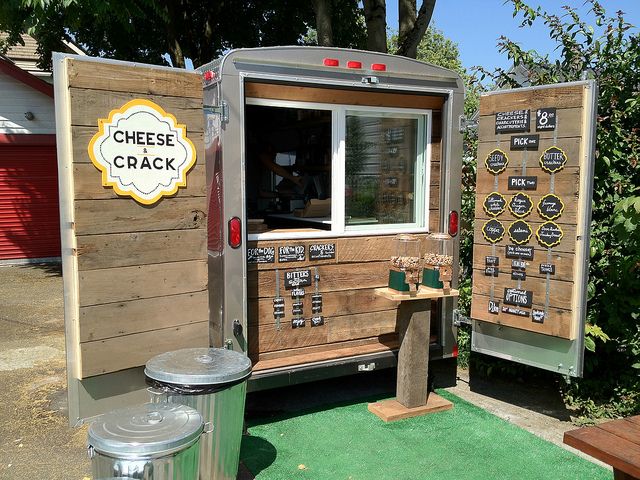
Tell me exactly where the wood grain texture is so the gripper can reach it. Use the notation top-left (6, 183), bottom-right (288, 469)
top-left (368, 393), bottom-right (453, 422)
top-left (79, 291), bottom-right (209, 342)
top-left (67, 58), bottom-right (202, 97)
top-left (479, 85), bottom-right (584, 115)
top-left (476, 167), bottom-right (579, 196)
top-left (471, 293), bottom-right (573, 339)
top-left (69, 88), bottom-right (204, 131)
top-left (245, 82), bottom-right (445, 110)
top-left (79, 260), bottom-right (207, 306)
top-left (396, 300), bottom-right (430, 408)
top-left (477, 137), bottom-right (582, 169)
top-left (74, 197), bottom-right (206, 235)
top-left (478, 108), bottom-right (583, 140)
top-left (80, 321), bottom-right (209, 377)
top-left (248, 309), bottom-right (397, 353)
top-left (77, 229), bottom-right (207, 270)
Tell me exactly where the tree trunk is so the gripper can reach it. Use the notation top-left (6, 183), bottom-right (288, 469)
top-left (163, 0), bottom-right (186, 68)
top-left (363, 0), bottom-right (387, 53)
top-left (312, 0), bottom-right (334, 46)
top-left (397, 0), bottom-right (436, 58)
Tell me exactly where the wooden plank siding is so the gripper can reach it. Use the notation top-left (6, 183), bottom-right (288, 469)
top-left (61, 58), bottom-right (209, 378)
top-left (471, 83), bottom-right (591, 340)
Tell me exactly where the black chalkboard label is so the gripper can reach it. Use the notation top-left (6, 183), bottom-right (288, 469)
top-left (511, 259), bottom-right (526, 270)
top-left (273, 297), bottom-right (285, 318)
top-left (309, 243), bottom-right (336, 260)
top-left (284, 269), bottom-right (312, 289)
top-left (292, 318), bottom-right (306, 328)
top-left (532, 309), bottom-right (545, 323)
top-left (510, 134), bottom-right (539, 150)
top-left (508, 192), bottom-right (533, 218)
top-left (485, 256), bottom-right (500, 266)
top-left (273, 297), bottom-right (285, 306)
top-left (384, 176), bottom-right (399, 187)
top-left (488, 300), bottom-right (500, 315)
top-left (485, 149), bottom-right (509, 174)
top-left (537, 194), bottom-right (565, 220)
top-left (485, 266), bottom-right (499, 277)
top-left (539, 263), bottom-right (555, 274)
top-left (505, 245), bottom-right (534, 260)
top-left (536, 221), bottom-right (564, 248)
top-left (291, 288), bottom-right (305, 298)
top-left (279, 245), bottom-right (305, 263)
top-left (292, 302), bottom-right (304, 315)
top-left (247, 247), bottom-right (275, 264)
top-left (504, 288), bottom-right (533, 308)
top-left (508, 176), bottom-right (538, 190)
top-left (501, 306), bottom-right (530, 318)
top-left (483, 192), bottom-right (506, 217)
top-left (495, 110), bottom-right (530, 134)
top-left (311, 316), bottom-right (325, 327)
top-left (511, 270), bottom-right (526, 281)
top-left (536, 108), bottom-right (556, 131)
top-left (540, 146), bottom-right (567, 173)
top-left (482, 219), bottom-right (505, 244)
top-left (508, 220), bottom-right (532, 245)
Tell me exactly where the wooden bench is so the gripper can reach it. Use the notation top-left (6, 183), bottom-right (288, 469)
top-left (563, 415), bottom-right (640, 479)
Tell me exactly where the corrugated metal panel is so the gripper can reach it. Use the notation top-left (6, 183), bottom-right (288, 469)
top-left (0, 144), bottom-right (60, 260)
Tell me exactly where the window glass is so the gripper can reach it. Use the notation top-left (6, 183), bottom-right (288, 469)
top-left (345, 113), bottom-right (424, 227)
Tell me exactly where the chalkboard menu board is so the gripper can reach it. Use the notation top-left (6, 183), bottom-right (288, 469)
top-left (471, 82), bottom-right (597, 341)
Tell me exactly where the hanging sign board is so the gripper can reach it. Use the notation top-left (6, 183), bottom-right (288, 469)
top-left (471, 81), bottom-right (597, 372)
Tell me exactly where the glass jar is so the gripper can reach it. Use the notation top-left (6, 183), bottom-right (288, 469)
top-left (422, 233), bottom-right (454, 290)
top-left (388, 234), bottom-right (422, 291)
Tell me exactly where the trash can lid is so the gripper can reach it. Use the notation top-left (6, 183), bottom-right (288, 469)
top-left (88, 402), bottom-right (203, 457)
top-left (145, 347), bottom-right (252, 386)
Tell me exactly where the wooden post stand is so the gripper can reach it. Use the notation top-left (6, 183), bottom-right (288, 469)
top-left (368, 286), bottom-right (459, 422)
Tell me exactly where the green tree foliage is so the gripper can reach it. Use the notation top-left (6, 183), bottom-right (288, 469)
top-left (475, 0), bottom-right (639, 418)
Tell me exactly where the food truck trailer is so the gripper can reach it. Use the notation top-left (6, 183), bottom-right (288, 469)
top-left (197, 47), bottom-right (463, 389)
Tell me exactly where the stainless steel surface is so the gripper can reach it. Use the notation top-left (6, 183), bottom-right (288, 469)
top-left (145, 348), bottom-right (252, 386)
top-left (163, 382), bottom-right (248, 480)
top-left (89, 403), bottom-right (203, 480)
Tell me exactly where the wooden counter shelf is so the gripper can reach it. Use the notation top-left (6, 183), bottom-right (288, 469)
top-left (369, 286), bottom-right (459, 422)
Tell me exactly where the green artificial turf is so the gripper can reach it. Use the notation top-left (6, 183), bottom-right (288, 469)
top-left (240, 390), bottom-right (609, 480)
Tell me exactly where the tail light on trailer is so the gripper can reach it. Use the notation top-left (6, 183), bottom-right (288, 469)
top-left (452, 343), bottom-right (459, 358)
top-left (203, 70), bottom-right (215, 81)
top-left (371, 63), bottom-right (386, 71)
top-left (228, 217), bottom-right (242, 249)
top-left (448, 210), bottom-right (459, 237)
top-left (323, 58), bottom-right (339, 67)
top-left (347, 60), bottom-right (362, 69)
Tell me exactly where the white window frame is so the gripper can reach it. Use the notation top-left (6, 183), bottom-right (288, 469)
top-left (246, 97), bottom-right (432, 241)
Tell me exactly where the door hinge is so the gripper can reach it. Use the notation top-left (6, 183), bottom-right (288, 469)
top-left (204, 101), bottom-right (229, 124)
top-left (453, 309), bottom-right (472, 327)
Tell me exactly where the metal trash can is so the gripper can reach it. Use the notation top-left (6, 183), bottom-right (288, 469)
top-left (145, 348), bottom-right (252, 480)
top-left (88, 402), bottom-right (205, 480)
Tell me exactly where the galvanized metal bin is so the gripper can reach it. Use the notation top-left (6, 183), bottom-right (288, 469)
top-left (88, 402), bottom-right (204, 480)
top-left (145, 348), bottom-right (252, 480)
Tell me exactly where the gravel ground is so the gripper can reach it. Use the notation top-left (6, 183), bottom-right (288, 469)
top-left (0, 264), bottom-right (606, 479)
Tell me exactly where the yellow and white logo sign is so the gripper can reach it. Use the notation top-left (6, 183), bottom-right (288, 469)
top-left (88, 99), bottom-right (196, 205)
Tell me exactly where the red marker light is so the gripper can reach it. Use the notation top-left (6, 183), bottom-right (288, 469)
top-left (448, 210), bottom-right (459, 237)
top-left (452, 343), bottom-right (459, 358)
top-left (228, 217), bottom-right (242, 249)
top-left (323, 58), bottom-right (339, 67)
top-left (347, 61), bottom-right (362, 69)
top-left (203, 70), bottom-right (215, 81)
top-left (371, 63), bottom-right (386, 71)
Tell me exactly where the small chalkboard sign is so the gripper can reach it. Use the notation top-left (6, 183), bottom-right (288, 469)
top-left (284, 269), bottom-right (312, 289)
top-left (486, 256), bottom-right (500, 266)
top-left (504, 287), bottom-right (533, 308)
top-left (508, 192), bottom-right (533, 218)
top-left (532, 309), bottom-right (545, 323)
top-left (536, 108), bottom-right (557, 131)
top-left (291, 288), bottom-right (305, 298)
top-left (511, 270), bottom-right (526, 281)
top-left (482, 219), bottom-right (505, 244)
top-left (279, 245), bottom-right (306, 263)
top-left (536, 221), bottom-right (563, 248)
top-left (501, 306), bottom-right (530, 318)
top-left (488, 300), bottom-right (500, 314)
top-left (483, 192), bottom-right (507, 217)
top-left (510, 134), bottom-right (539, 151)
top-left (508, 176), bottom-right (537, 191)
top-left (309, 243), bottom-right (336, 260)
top-left (273, 297), bottom-right (285, 318)
top-left (292, 302), bottom-right (304, 316)
top-left (485, 149), bottom-right (509, 174)
top-left (505, 245), bottom-right (534, 260)
top-left (311, 316), bottom-right (325, 327)
top-left (540, 146), bottom-right (567, 173)
top-left (495, 110), bottom-right (530, 134)
top-left (485, 266), bottom-right (499, 277)
top-left (311, 293), bottom-right (322, 314)
top-left (539, 263), bottom-right (555, 275)
top-left (292, 318), bottom-right (306, 329)
top-left (537, 194), bottom-right (564, 221)
top-left (508, 220), bottom-right (532, 245)
top-left (247, 246), bottom-right (275, 264)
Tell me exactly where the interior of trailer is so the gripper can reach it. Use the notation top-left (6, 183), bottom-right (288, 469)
top-left (244, 82), bottom-right (446, 371)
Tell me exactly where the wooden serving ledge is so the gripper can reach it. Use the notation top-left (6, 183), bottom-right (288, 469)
top-left (369, 285), bottom-right (459, 422)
